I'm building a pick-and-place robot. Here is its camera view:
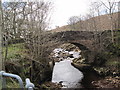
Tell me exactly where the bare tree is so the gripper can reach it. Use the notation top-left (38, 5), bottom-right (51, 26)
top-left (0, 0), bottom-right (3, 89)
top-left (1, 0), bottom-right (53, 82)
top-left (19, 1), bottom-right (53, 81)
top-left (67, 16), bottom-right (80, 30)
top-left (0, 0), bottom-right (3, 71)
top-left (22, 1), bottom-right (52, 58)
top-left (100, 0), bottom-right (118, 43)
top-left (2, 2), bottom-right (27, 62)
top-left (89, 2), bottom-right (104, 51)
top-left (77, 15), bottom-right (85, 31)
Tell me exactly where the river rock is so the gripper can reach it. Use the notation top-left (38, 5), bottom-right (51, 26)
top-left (60, 43), bottom-right (80, 51)
top-left (71, 62), bottom-right (91, 71)
top-left (73, 57), bottom-right (86, 64)
top-left (59, 52), bottom-right (69, 58)
top-left (53, 48), bottom-right (63, 53)
top-left (50, 43), bottom-right (84, 62)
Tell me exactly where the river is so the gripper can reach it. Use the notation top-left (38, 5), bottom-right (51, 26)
top-left (51, 47), bottom-right (100, 88)
top-left (52, 58), bottom-right (84, 88)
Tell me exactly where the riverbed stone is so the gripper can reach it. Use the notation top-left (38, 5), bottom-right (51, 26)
top-left (50, 43), bottom-right (83, 62)
top-left (71, 62), bottom-right (91, 71)
top-left (60, 43), bottom-right (79, 51)
top-left (73, 57), bottom-right (86, 64)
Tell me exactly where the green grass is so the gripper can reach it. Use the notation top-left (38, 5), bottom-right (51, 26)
top-left (106, 59), bottom-right (120, 66)
top-left (2, 43), bottom-right (26, 88)
top-left (3, 43), bottom-right (25, 60)
top-left (6, 78), bottom-right (20, 88)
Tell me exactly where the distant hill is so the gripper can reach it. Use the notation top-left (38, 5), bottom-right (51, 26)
top-left (51, 12), bottom-right (120, 32)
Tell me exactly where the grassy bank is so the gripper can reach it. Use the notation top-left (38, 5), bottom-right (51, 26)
top-left (2, 42), bottom-right (52, 89)
top-left (3, 43), bottom-right (25, 61)
top-left (2, 43), bottom-right (25, 88)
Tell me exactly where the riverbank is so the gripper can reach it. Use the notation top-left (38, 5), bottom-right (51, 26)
top-left (4, 43), bottom-right (120, 89)
top-left (72, 62), bottom-right (120, 89)
top-left (49, 43), bottom-right (120, 89)
top-left (72, 61), bottom-right (120, 89)
top-left (92, 76), bottom-right (120, 88)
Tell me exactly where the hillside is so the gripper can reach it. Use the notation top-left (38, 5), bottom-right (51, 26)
top-left (51, 12), bottom-right (120, 32)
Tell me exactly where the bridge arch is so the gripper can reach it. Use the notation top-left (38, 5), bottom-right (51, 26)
top-left (69, 42), bottom-right (89, 51)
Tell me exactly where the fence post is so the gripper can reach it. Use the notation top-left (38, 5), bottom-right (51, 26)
top-left (0, 71), bottom-right (6, 88)
top-left (25, 78), bottom-right (34, 90)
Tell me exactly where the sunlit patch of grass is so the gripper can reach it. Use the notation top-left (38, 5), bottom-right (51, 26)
top-left (2, 43), bottom-right (25, 60)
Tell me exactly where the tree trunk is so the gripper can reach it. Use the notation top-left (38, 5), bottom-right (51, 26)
top-left (0, 0), bottom-right (2, 71)
top-left (0, 1), bottom-right (3, 89)
top-left (4, 38), bottom-right (8, 62)
top-left (110, 16), bottom-right (114, 43)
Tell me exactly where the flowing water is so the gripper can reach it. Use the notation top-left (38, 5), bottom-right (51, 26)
top-left (51, 48), bottom-right (100, 88)
top-left (52, 58), bottom-right (84, 88)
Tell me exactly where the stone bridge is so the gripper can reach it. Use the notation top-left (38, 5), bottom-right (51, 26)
top-left (50, 31), bottom-right (97, 51)
top-left (48, 30), bottom-right (100, 65)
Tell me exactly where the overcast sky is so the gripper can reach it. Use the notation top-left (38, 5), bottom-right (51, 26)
top-left (50, 0), bottom-right (119, 29)
top-left (50, 0), bottom-right (92, 29)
